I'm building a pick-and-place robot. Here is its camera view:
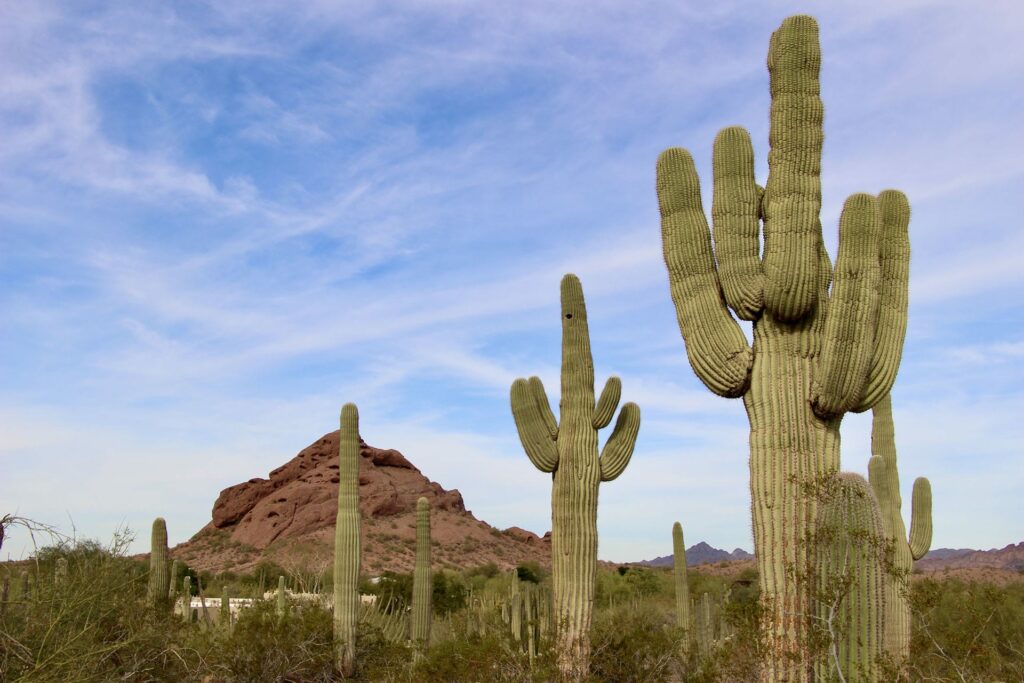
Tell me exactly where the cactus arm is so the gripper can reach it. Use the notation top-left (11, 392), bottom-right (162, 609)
top-left (908, 477), bottom-right (933, 560)
top-left (658, 147), bottom-right (753, 398)
top-left (854, 191), bottom-right (911, 411)
top-left (810, 194), bottom-right (882, 418)
top-left (593, 376), bottom-right (621, 429)
top-left (598, 402), bottom-right (640, 482)
top-left (560, 274), bottom-right (596, 411)
top-left (530, 376), bottom-right (559, 439)
top-left (761, 15), bottom-right (823, 322)
top-left (511, 378), bottom-right (559, 473)
top-left (711, 126), bottom-right (764, 320)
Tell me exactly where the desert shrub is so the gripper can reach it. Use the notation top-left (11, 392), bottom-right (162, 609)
top-left (0, 531), bottom-right (188, 683)
top-left (589, 603), bottom-right (681, 682)
top-left (412, 631), bottom-right (555, 683)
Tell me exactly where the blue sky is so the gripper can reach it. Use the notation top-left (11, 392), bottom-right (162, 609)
top-left (2, 1), bottom-right (1022, 563)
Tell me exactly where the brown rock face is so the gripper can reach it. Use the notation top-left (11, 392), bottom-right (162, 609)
top-left (177, 431), bottom-right (550, 574)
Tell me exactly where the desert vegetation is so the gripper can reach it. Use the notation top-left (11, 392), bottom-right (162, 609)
top-left (2, 11), bottom-right (1020, 683)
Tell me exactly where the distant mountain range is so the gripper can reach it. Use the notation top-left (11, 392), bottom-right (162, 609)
top-left (637, 541), bottom-right (753, 567)
top-left (635, 542), bottom-right (1024, 574)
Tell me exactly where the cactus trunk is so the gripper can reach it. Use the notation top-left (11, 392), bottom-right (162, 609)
top-left (511, 274), bottom-right (641, 681)
top-left (148, 518), bottom-right (170, 610)
top-left (869, 393), bottom-right (932, 669)
top-left (334, 403), bottom-right (361, 677)
top-left (814, 473), bottom-right (886, 682)
top-left (672, 522), bottom-right (691, 655)
top-left (411, 497), bottom-right (432, 649)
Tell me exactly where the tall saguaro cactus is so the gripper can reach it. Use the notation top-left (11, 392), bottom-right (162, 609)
top-left (656, 15), bottom-right (910, 681)
top-left (334, 403), bottom-right (361, 677)
top-left (868, 393), bottom-right (932, 665)
top-left (673, 522), bottom-right (691, 654)
top-left (510, 274), bottom-right (641, 680)
top-left (148, 518), bottom-right (170, 610)
top-left (411, 497), bottom-right (432, 649)
top-left (814, 473), bottom-right (886, 682)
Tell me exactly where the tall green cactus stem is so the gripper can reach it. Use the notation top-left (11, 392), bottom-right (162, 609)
top-left (656, 15), bottom-right (910, 680)
top-left (510, 570), bottom-right (522, 642)
top-left (148, 518), bottom-right (170, 610)
top-left (168, 559), bottom-right (179, 601)
top-left (868, 393), bottom-right (932, 665)
top-left (411, 497), bottom-right (432, 649)
top-left (672, 522), bottom-right (691, 654)
top-left (510, 273), bottom-right (641, 680)
top-left (334, 402), bottom-right (361, 677)
top-left (220, 591), bottom-right (231, 629)
top-left (276, 576), bottom-right (287, 619)
top-left (182, 576), bottom-right (192, 623)
top-left (814, 473), bottom-right (886, 682)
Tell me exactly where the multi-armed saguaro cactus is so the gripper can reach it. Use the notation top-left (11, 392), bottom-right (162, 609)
top-left (411, 497), bottom-right (432, 649)
top-left (868, 393), bottom-right (932, 665)
top-left (148, 518), bottom-right (170, 610)
top-left (511, 274), bottom-right (641, 680)
top-left (334, 402), bottom-right (361, 677)
top-left (656, 15), bottom-right (910, 680)
top-left (814, 473), bottom-right (886, 682)
top-left (672, 522), bottom-right (691, 654)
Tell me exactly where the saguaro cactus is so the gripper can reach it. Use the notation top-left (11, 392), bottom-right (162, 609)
top-left (511, 274), bottom-right (641, 680)
top-left (54, 557), bottom-right (68, 586)
top-left (148, 518), bottom-right (170, 609)
top-left (276, 575), bottom-right (287, 619)
top-left (220, 591), bottom-right (231, 629)
top-left (334, 402), bottom-right (361, 677)
top-left (868, 393), bottom-right (932, 665)
top-left (182, 576), bottom-right (193, 623)
top-left (411, 497), bottom-right (432, 649)
top-left (656, 15), bottom-right (910, 680)
top-left (673, 522), bottom-right (691, 654)
top-left (814, 473), bottom-right (886, 682)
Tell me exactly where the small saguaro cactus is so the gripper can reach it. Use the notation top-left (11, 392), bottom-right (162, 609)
top-left (672, 522), bottom-right (691, 654)
top-left (220, 591), bottom-right (231, 629)
top-left (148, 518), bottom-right (170, 610)
top-left (276, 576), bottom-right (288, 619)
top-left (510, 273), bottom-right (641, 680)
top-left (168, 559), bottom-right (179, 601)
top-left (868, 393), bottom-right (932, 665)
top-left (182, 576), bottom-right (193, 623)
top-left (655, 15), bottom-right (911, 680)
top-left (1, 575), bottom-right (9, 615)
top-left (411, 497), bottom-right (432, 649)
top-left (814, 473), bottom-right (886, 682)
top-left (20, 570), bottom-right (30, 601)
top-left (334, 402), bottom-right (361, 677)
top-left (54, 557), bottom-right (68, 586)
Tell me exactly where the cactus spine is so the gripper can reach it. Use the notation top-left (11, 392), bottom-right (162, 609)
top-left (334, 403), bottom-right (361, 677)
top-left (814, 473), bottom-right (886, 682)
top-left (411, 497), bottom-right (432, 649)
top-left (656, 15), bottom-right (910, 680)
top-left (672, 522), bottom-right (691, 654)
top-left (510, 274), bottom-right (641, 680)
top-left (868, 393), bottom-right (932, 666)
top-left (148, 518), bottom-right (170, 610)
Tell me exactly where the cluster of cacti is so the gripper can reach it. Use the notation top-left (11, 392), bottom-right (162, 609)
top-left (813, 473), bottom-right (887, 682)
top-left (333, 402), bottom-right (361, 677)
top-left (656, 14), bottom-right (911, 679)
top-left (868, 393), bottom-right (932, 665)
top-left (359, 596), bottom-right (407, 644)
top-left (410, 496), bottom-right (432, 649)
top-left (510, 273), bottom-right (641, 680)
top-left (148, 517), bottom-right (170, 609)
top-left (672, 522), bottom-right (691, 654)
top-left (500, 572), bottom-right (549, 663)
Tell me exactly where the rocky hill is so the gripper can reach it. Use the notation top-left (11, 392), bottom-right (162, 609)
top-left (174, 431), bottom-right (550, 574)
top-left (918, 543), bottom-right (1024, 573)
top-left (637, 542), bottom-right (753, 568)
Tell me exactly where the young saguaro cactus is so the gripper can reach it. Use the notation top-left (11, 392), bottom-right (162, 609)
top-left (510, 274), bottom-right (641, 680)
top-left (182, 575), bottom-right (193, 623)
top-left (672, 522), bottom-right (692, 655)
top-left (814, 473), bottom-right (886, 682)
top-left (411, 497), bottom-right (432, 649)
top-left (148, 518), bottom-right (170, 610)
top-left (276, 575), bottom-right (288, 619)
top-left (656, 15), bottom-right (910, 680)
top-left (868, 393), bottom-right (932, 666)
top-left (334, 402), bottom-right (361, 677)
